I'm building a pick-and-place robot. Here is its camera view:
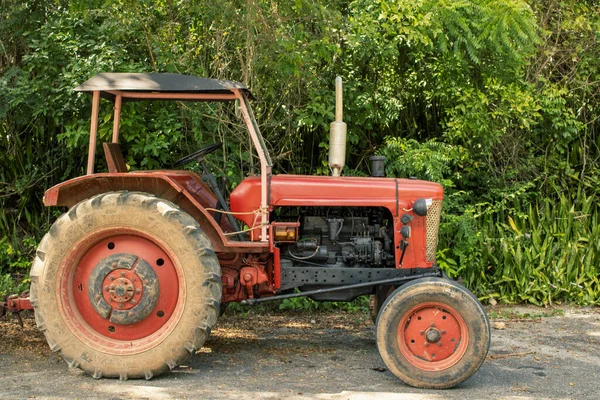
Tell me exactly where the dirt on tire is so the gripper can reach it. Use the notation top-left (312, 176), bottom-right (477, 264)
top-left (29, 191), bottom-right (221, 380)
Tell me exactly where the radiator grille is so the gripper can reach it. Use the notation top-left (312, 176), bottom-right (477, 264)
top-left (426, 200), bottom-right (443, 262)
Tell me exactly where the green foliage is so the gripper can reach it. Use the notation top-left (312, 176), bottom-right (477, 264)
top-left (0, 236), bottom-right (33, 296)
top-left (278, 295), bottom-right (370, 313)
top-left (378, 137), bottom-right (468, 187)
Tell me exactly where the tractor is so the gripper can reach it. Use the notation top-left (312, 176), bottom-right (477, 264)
top-left (16, 73), bottom-right (490, 389)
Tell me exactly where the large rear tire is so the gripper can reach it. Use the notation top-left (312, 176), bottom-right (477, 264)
top-left (376, 277), bottom-right (490, 389)
top-left (29, 191), bottom-right (221, 380)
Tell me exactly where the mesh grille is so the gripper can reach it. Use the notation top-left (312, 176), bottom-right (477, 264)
top-left (426, 200), bottom-right (443, 262)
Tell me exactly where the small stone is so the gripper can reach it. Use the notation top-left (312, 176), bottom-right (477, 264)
top-left (493, 322), bottom-right (507, 330)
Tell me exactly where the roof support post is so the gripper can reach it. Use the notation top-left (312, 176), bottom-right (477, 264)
top-left (235, 90), bottom-right (270, 242)
top-left (86, 90), bottom-right (100, 175)
top-left (112, 94), bottom-right (122, 143)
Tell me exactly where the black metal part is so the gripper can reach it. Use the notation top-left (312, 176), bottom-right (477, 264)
top-left (400, 214), bottom-right (413, 225)
top-left (14, 311), bottom-right (23, 327)
top-left (369, 156), bottom-right (386, 177)
top-left (241, 270), bottom-right (441, 305)
top-left (280, 266), bottom-right (434, 290)
top-left (173, 142), bottom-right (222, 167)
top-left (74, 72), bottom-right (251, 101)
top-left (398, 240), bottom-right (409, 266)
top-left (173, 143), bottom-right (243, 240)
top-left (0, 298), bottom-right (6, 319)
top-left (426, 329), bottom-right (441, 343)
top-left (413, 198), bottom-right (428, 216)
top-left (200, 160), bottom-right (244, 240)
top-left (400, 225), bottom-right (411, 238)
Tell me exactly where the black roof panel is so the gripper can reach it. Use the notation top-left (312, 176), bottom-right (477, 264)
top-left (74, 73), bottom-right (249, 98)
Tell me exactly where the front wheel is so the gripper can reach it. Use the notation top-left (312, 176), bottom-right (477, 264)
top-left (29, 191), bottom-right (222, 380)
top-left (376, 277), bottom-right (490, 389)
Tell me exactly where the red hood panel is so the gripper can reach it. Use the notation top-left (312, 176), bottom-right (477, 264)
top-left (230, 175), bottom-right (443, 230)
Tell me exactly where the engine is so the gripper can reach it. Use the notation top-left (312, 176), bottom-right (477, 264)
top-left (279, 207), bottom-right (395, 268)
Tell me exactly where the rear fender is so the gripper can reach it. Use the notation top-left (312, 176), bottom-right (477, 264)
top-left (43, 171), bottom-right (231, 252)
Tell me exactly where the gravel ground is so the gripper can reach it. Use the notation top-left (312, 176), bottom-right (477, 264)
top-left (0, 306), bottom-right (599, 400)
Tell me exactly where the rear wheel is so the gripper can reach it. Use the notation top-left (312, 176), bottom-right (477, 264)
top-left (29, 191), bottom-right (221, 379)
top-left (376, 277), bottom-right (490, 389)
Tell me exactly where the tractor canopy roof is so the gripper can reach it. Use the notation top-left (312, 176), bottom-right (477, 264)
top-left (74, 72), bottom-right (250, 102)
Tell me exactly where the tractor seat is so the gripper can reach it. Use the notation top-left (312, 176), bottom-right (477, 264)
top-left (103, 143), bottom-right (128, 173)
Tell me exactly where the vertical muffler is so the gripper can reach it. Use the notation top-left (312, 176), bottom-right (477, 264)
top-left (329, 76), bottom-right (347, 177)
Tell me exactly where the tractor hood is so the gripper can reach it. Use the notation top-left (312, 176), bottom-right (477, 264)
top-left (230, 175), bottom-right (443, 231)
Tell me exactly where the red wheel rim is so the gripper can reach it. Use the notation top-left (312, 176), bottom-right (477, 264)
top-left (397, 302), bottom-right (468, 371)
top-left (58, 228), bottom-right (185, 354)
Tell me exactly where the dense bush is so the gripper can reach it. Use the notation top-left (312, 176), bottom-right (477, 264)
top-left (1, 0), bottom-right (599, 304)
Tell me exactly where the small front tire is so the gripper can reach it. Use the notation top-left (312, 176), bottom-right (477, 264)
top-left (376, 277), bottom-right (490, 389)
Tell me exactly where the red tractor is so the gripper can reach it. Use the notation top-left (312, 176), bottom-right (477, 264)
top-left (21, 73), bottom-right (490, 388)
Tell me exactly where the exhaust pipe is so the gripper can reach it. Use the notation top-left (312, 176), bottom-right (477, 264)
top-left (329, 76), bottom-right (347, 177)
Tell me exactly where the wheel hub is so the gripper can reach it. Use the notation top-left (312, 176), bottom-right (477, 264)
top-left (398, 302), bottom-right (466, 369)
top-left (425, 328), bottom-right (441, 343)
top-left (89, 253), bottom-right (159, 325)
top-left (104, 272), bottom-right (140, 307)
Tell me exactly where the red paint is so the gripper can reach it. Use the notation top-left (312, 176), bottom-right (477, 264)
top-left (230, 174), bottom-right (443, 269)
top-left (43, 171), bottom-right (269, 254)
top-left (60, 229), bottom-right (183, 352)
top-left (3, 294), bottom-right (33, 312)
top-left (397, 302), bottom-right (468, 371)
top-left (101, 269), bottom-right (143, 311)
top-left (42, 171), bottom-right (442, 302)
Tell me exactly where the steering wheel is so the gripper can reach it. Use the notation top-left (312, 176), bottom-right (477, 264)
top-left (173, 142), bottom-right (222, 167)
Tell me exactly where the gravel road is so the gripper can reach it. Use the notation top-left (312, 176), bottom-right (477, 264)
top-left (1, 306), bottom-right (598, 399)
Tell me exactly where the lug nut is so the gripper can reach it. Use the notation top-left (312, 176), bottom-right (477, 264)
top-left (424, 343), bottom-right (429, 347)
top-left (109, 276), bottom-right (115, 281)
top-left (430, 322), bottom-right (435, 327)
top-left (437, 342), bottom-right (442, 347)
top-left (120, 271), bottom-right (126, 277)
top-left (119, 303), bottom-right (124, 309)
top-left (420, 330), bottom-right (424, 335)
top-left (135, 289), bottom-right (141, 294)
top-left (131, 277), bottom-right (136, 282)
top-left (441, 330), bottom-right (446, 334)
top-left (120, 278), bottom-right (125, 283)
top-left (130, 299), bottom-right (136, 305)
top-left (110, 285), bottom-right (115, 290)
top-left (104, 286), bottom-right (109, 292)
